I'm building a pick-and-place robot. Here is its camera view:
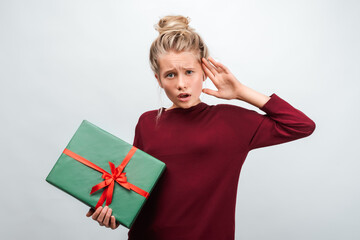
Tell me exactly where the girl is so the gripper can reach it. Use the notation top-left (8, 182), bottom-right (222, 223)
top-left (86, 15), bottom-right (316, 240)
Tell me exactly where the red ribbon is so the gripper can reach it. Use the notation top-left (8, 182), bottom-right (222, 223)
top-left (63, 146), bottom-right (149, 209)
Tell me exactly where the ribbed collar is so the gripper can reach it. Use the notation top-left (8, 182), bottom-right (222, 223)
top-left (160, 102), bottom-right (208, 114)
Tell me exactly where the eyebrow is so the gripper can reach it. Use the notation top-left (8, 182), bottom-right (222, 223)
top-left (163, 67), bottom-right (196, 74)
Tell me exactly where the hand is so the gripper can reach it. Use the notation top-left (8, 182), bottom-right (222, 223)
top-left (86, 206), bottom-right (120, 230)
top-left (201, 57), bottom-right (243, 100)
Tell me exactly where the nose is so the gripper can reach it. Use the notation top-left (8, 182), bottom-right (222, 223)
top-left (176, 73), bottom-right (187, 90)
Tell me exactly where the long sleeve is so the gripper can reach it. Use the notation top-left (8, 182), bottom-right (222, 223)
top-left (128, 99), bottom-right (316, 240)
top-left (247, 93), bottom-right (316, 151)
top-left (132, 115), bottom-right (144, 150)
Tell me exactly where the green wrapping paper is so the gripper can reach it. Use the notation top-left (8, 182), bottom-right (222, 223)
top-left (46, 120), bottom-right (166, 228)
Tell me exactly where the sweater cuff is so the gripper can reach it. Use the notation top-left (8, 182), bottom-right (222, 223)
top-left (259, 93), bottom-right (281, 113)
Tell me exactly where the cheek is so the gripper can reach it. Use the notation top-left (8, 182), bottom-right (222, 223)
top-left (196, 75), bottom-right (204, 87)
top-left (193, 78), bottom-right (204, 94)
top-left (162, 85), bottom-right (177, 98)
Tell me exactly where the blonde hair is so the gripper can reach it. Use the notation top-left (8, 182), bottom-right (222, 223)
top-left (149, 15), bottom-right (210, 124)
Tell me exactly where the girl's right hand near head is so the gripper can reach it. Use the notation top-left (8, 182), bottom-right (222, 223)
top-left (86, 206), bottom-right (120, 230)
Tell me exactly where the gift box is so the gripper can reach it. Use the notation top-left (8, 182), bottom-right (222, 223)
top-left (46, 120), bottom-right (166, 228)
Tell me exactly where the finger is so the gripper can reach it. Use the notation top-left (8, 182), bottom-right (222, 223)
top-left (208, 57), bottom-right (229, 74)
top-left (103, 207), bottom-right (112, 227)
top-left (207, 57), bottom-right (221, 69)
top-left (206, 57), bottom-right (224, 74)
top-left (97, 206), bottom-right (108, 223)
top-left (110, 216), bottom-right (119, 230)
top-left (202, 57), bottom-right (218, 75)
top-left (202, 63), bottom-right (214, 79)
top-left (202, 63), bottom-right (220, 86)
top-left (202, 63), bottom-right (220, 87)
top-left (92, 206), bottom-right (103, 220)
top-left (202, 88), bottom-right (220, 98)
top-left (86, 208), bottom-right (95, 217)
top-left (202, 58), bottom-right (217, 77)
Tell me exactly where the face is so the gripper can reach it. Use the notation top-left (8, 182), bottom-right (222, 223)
top-left (155, 50), bottom-right (205, 110)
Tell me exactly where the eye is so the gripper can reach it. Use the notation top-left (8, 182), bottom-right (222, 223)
top-left (186, 70), bottom-right (193, 74)
top-left (166, 73), bottom-right (175, 78)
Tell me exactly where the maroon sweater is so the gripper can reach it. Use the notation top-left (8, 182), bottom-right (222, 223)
top-left (128, 93), bottom-right (315, 240)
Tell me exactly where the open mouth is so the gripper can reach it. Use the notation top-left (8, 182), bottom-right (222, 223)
top-left (178, 93), bottom-right (191, 102)
top-left (178, 93), bottom-right (191, 98)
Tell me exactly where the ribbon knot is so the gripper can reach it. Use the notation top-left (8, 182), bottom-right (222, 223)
top-left (63, 147), bottom-right (150, 209)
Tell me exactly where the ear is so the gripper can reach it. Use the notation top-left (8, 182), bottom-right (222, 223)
top-left (155, 74), bottom-right (163, 88)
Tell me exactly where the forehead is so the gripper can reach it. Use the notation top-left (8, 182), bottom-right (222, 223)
top-left (158, 51), bottom-right (200, 71)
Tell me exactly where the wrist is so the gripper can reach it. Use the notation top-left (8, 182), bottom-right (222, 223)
top-left (235, 83), bottom-right (247, 101)
top-left (235, 84), bottom-right (271, 108)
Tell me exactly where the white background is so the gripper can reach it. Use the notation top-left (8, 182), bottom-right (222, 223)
top-left (1, 0), bottom-right (359, 239)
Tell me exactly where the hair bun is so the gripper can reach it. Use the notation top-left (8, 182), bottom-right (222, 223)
top-left (154, 15), bottom-right (194, 35)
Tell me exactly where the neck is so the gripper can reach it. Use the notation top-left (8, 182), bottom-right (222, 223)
top-left (166, 99), bottom-right (202, 111)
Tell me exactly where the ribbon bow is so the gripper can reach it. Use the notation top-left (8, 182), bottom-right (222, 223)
top-left (63, 147), bottom-right (149, 209)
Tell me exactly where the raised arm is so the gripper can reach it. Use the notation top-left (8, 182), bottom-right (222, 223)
top-left (235, 84), bottom-right (315, 150)
top-left (234, 83), bottom-right (271, 108)
top-left (251, 96), bottom-right (315, 150)
top-left (201, 57), bottom-right (316, 151)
